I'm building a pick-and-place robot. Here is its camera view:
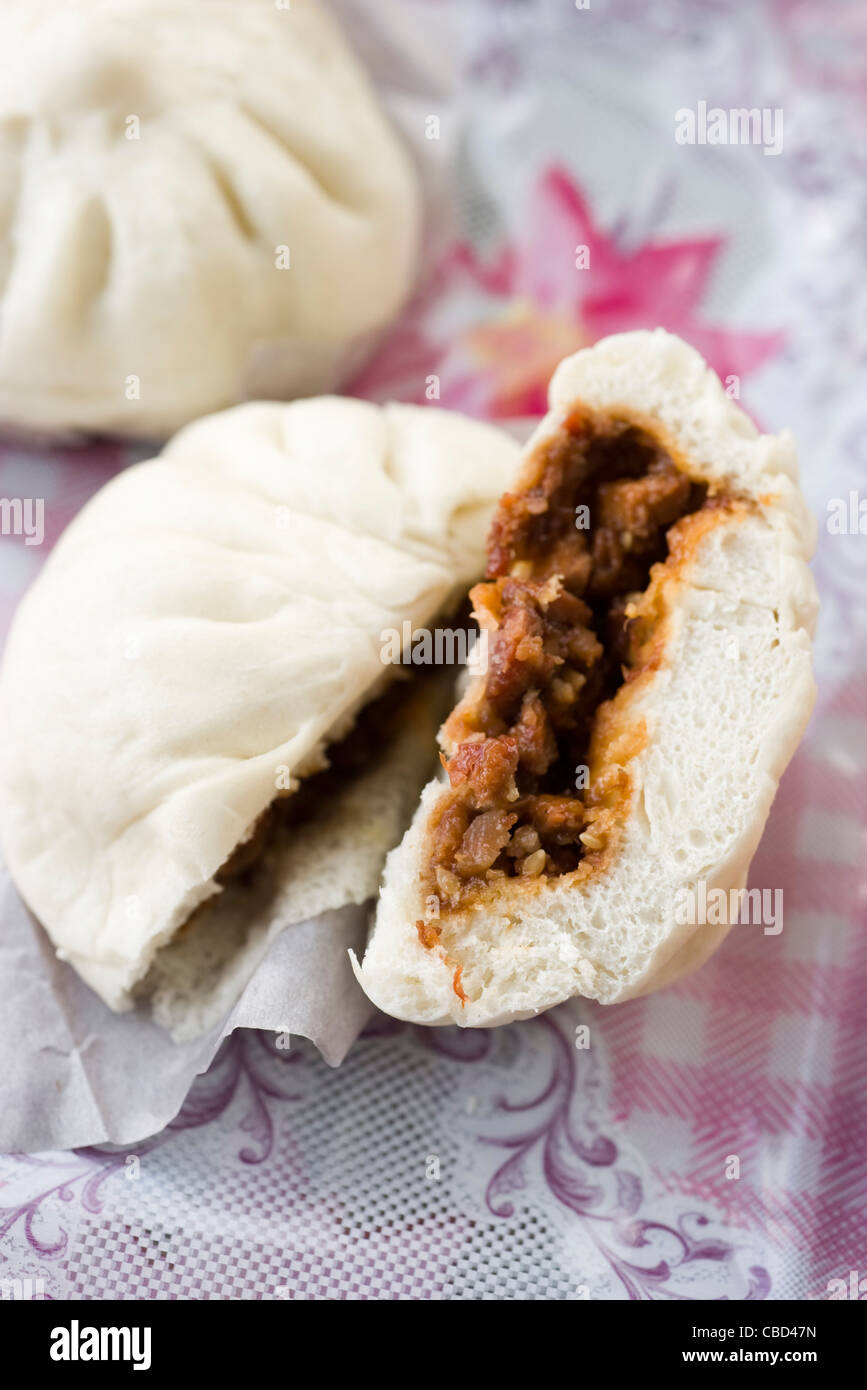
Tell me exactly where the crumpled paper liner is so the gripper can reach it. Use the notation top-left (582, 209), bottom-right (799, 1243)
top-left (0, 866), bottom-right (374, 1151)
top-left (0, 673), bottom-right (450, 1152)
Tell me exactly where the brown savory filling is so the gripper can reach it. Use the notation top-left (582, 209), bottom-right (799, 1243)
top-left (426, 410), bottom-right (718, 910)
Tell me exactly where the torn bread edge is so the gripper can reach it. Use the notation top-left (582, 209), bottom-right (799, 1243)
top-left (351, 329), bottom-right (818, 1026)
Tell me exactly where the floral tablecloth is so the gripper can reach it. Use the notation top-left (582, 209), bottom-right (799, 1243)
top-left (1, 0), bottom-right (865, 1300)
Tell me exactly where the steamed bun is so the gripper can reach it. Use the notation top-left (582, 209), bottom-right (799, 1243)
top-left (0, 0), bottom-right (420, 437)
top-left (0, 396), bottom-right (520, 1010)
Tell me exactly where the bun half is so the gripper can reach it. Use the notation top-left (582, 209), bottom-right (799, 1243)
top-left (0, 398), bottom-right (519, 1009)
top-left (353, 330), bottom-right (818, 1026)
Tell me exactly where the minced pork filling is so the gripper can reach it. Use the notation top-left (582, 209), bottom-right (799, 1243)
top-left (426, 411), bottom-right (712, 910)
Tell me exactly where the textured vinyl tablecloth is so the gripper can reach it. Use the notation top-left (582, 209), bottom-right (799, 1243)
top-left (1, 0), bottom-right (865, 1300)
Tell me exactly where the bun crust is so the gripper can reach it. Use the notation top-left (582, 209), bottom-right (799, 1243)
top-left (0, 398), bottom-right (519, 1009)
top-left (353, 330), bottom-right (818, 1026)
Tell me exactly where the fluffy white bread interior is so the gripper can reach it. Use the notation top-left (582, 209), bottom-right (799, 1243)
top-left (0, 398), bottom-right (520, 1010)
top-left (352, 329), bottom-right (818, 1026)
top-left (0, 0), bottom-right (420, 437)
top-left (144, 676), bottom-right (450, 1043)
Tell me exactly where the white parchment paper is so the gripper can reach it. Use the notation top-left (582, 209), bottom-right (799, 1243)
top-left (0, 864), bottom-right (374, 1151)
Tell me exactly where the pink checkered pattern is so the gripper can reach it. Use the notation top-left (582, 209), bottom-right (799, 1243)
top-left (594, 674), bottom-right (867, 1295)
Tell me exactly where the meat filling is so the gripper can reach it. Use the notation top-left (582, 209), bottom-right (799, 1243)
top-left (427, 411), bottom-right (713, 909)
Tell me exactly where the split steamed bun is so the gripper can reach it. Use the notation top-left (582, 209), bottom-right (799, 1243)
top-left (353, 330), bottom-right (819, 1026)
top-left (0, 397), bottom-right (520, 1011)
top-left (0, 0), bottom-right (420, 438)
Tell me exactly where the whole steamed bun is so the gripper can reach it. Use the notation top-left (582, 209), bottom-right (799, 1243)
top-left (0, 0), bottom-right (421, 438)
